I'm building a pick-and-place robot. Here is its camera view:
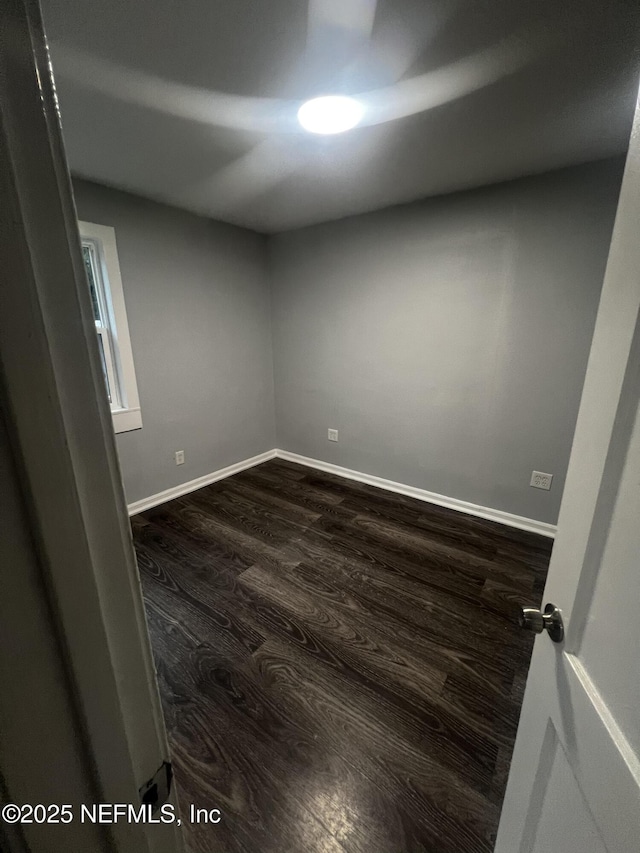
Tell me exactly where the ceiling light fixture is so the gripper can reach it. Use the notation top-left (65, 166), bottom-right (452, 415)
top-left (297, 95), bottom-right (364, 135)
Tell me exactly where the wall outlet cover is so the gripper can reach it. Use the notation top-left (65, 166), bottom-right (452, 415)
top-left (175, 450), bottom-right (185, 465)
top-left (530, 470), bottom-right (553, 490)
top-left (328, 429), bottom-right (339, 442)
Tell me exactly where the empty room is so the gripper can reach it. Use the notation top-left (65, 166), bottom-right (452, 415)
top-left (3, 1), bottom-right (640, 852)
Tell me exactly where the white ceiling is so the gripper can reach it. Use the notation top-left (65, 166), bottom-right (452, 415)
top-left (42, 0), bottom-right (640, 233)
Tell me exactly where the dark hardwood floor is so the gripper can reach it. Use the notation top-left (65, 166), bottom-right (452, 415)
top-left (132, 459), bottom-right (551, 853)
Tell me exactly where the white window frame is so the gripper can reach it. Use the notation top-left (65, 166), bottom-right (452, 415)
top-left (79, 220), bottom-right (142, 433)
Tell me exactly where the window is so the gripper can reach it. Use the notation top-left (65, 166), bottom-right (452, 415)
top-left (79, 221), bottom-right (142, 433)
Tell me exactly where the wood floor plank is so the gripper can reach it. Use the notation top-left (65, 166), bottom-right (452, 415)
top-left (268, 560), bottom-right (529, 743)
top-left (252, 638), bottom-right (500, 853)
top-left (133, 459), bottom-right (551, 853)
top-left (237, 565), bottom-right (497, 794)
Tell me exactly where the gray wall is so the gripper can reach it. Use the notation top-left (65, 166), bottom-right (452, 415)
top-left (73, 179), bottom-right (276, 504)
top-left (74, 161), bottom-right (623, 524)
top-left (270, 160), bottom-right (624, 524)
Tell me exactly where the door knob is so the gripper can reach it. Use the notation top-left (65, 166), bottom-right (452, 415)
top-left (518, 603), bottom-right (564, 643)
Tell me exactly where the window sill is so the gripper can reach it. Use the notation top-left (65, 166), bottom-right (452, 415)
top-left (111, 407), bottom-right (142, 434)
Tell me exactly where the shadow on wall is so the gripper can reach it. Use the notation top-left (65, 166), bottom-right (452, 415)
top-left (269, 159), bottom-right (625, 525)
top-left (73, 159), bottom-right (623, 525)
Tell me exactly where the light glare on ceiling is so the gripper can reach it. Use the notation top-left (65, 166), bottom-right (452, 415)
top-left (297, 95), bottom-right (364, 134)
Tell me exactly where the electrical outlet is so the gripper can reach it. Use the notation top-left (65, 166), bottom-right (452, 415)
top-left (175, 450), bottom-right (185, 465)
top-left (328, 428), bottom-right (339, 442)
top-left (530, 470), bottom-right (552, 490)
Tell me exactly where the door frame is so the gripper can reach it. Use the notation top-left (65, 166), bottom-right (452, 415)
top-left (0, 2), bottom-right (181, 851)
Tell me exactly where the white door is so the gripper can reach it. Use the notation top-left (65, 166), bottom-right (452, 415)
top-left (495, 97), bottom-right (640, 852)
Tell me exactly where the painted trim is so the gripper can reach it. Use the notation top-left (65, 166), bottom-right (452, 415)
top-left (112, 406), bottom-right (142, 433)
top-left (127, 446), bottom-right (557, 537)
top-left (127, 450), bottom-right (277, 516)
top-left (79, 220), bottom-right (143, 434)
top-left (1, 8), bottom-right (180, 849)
top-left (275, 450), bottom-right (557, 538)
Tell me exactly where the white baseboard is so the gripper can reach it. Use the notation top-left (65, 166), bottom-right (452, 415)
top-left (127, 446), bottom-right (557, 538)
top-left (275, 449), bottom-right (557, 538)
top-left (127, 450), bottom-right (277, 516)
